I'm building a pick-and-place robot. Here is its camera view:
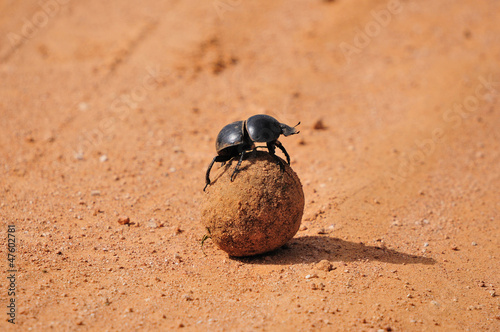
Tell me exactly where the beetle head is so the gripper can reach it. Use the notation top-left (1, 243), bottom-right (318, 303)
top-left (280, 122), bottom-right (300, 137)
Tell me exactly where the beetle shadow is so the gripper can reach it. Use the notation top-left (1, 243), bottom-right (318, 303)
top-left (231, 235), bottom-right (436, 266)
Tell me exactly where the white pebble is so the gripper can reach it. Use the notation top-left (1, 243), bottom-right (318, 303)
top-left (74, 152), bottom-right (84, 160)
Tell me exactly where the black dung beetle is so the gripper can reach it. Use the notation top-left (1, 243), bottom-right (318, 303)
top-left (204, 114), bottom-right (300, 191)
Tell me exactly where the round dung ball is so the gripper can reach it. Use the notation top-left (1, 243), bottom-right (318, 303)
top-left (201, 151), bottom-right (304, 257)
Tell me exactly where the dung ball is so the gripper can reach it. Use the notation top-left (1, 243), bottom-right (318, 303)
top-left (201, 151), bottom-right (305, 257)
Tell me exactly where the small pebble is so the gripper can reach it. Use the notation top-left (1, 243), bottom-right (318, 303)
top-left (471, 242), bottom-right (477, 246)
top-left (490, 290), bottom-right (496, 297)
top-left (74, 152), bottom-right (84, 160)
top-left (147, 219), bottom-right (159, 228)
top-left (99, 155), bottom-right (108, 162)
top-left (117, 216), bottom-right (130, 225)
top-left (315, 260), bottom-right (334, 272)
top-left (423, 242), bottom-right (429, 247)
top-left (305, 273), bottom-right (319, 279)
top-left (91, 190), bottom-right (101, 196)
top-left (317, 228), bottom-right (327, 234)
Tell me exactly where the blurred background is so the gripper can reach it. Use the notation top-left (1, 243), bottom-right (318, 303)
top-left (1, 0), bottom-right (499, 330)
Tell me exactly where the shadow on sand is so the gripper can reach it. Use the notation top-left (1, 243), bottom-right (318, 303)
top-left (232, 235), bottom-right (436, 266)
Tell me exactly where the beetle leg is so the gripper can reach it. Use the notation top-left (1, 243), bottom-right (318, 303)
top-left (275, 140), bottom-right (291, 164)
top-left (230, 151), bottom-right (247, 182)
top-left (267, 141), bottom-right (285, 172)
top-left (204, 157), bottom-right (217, 191)
top-left (204, 155), bottom-right (230, 191)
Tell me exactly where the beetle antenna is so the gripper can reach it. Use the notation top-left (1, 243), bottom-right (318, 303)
top-left (294, 122), bottom-right (300, 134)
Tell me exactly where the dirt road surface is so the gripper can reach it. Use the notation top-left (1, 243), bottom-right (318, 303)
top-left (1, 0), bottom-right (499, 330)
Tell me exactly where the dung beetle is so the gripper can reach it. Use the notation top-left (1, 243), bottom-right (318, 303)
top-left (204, 114), bottom-right (300, 191)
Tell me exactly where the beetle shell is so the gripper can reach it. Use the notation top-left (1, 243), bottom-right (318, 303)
top-left (246, 114), bottom-right (282, 143)
top-left (216, 121), bottom-right (248, 156)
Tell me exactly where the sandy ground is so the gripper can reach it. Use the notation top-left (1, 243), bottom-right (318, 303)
top-left (1, 0), bottom-right (499, 331)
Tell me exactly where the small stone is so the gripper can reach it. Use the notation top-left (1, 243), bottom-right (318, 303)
top-left (407, 294), bottom-right (413, 298)
top-left (423, 242), bottom-right (429, 247)
top-left (99, 155), bottom-right (108, 162)
top-left (91, 190), bottom-right (101, 196)
top-left (173, 227), bottom-right (183, 235)
top-left (317, 228), bottom-right (327, 234)
top-left (315, 260), bottom-right (333, 272)
top-left (169, 167), bottom-right (177, 173)
top-left (118, 216), bottom-right (130, 225)
top-left (148, 219), bottom-right (159, 228)
top-left (182, 294), bottom-right (193, 301)
top-left (305, 273), bottom-right (319, 279)
top-left (125, 307), bottom-right (133, 313)
top-left (74, 152), bottom-right (84, 160)
top-left (299, 225), bottom-right (308, 231)
top-left (471, 242), bottom-right (477, 246)
top-left (490, 290), bottom-right (496, 297)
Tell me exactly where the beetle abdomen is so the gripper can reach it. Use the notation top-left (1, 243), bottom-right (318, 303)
top-left (216, 121), bottom-right (245, 154)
